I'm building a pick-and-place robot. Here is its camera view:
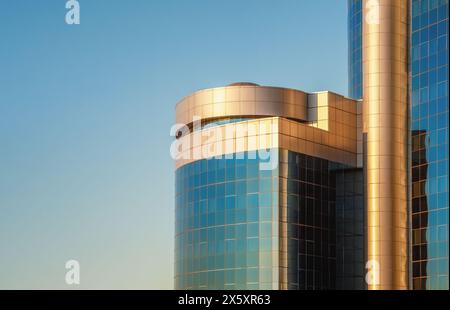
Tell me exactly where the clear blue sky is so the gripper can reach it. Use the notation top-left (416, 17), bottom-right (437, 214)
top-left (0, 0), bottom-right (348, 289)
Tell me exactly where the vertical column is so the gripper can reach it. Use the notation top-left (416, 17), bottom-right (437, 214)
top-left (363, 0), bottom-right (409, 290)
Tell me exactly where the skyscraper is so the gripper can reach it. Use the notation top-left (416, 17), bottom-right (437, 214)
top-left (348, 0), bottom-right (449, 290)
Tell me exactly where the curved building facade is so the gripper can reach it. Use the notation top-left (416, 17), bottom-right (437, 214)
top-left (175, 151), bottom-right (279, 290)
top-left (173, 84), bottom-right (363, 289)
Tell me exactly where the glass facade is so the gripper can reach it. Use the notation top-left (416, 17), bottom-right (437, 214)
top-left (348, 0), bottom-right (363, 99)
top-left (333, 167), bottom-right (365, 290)
top-left (411, 0), bottom-right (449, 290)
top-left (281, 150), bottom-right (337, 290)
top-left (175, 151), bottom-right (279, 290)
top-left (346, 1), bottom-right (366, 290)
top-left (175, 148), bottom-right (361, 290)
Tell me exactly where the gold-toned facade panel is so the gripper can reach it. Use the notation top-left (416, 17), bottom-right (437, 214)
top-left (174, 85), bottom-right (362, 169)
top-left (363, 0), bottom-right (409, 290)
top-left (175, 85), bottom-right (309, 125)
top-left (175, 113), bottom-right (360, 169)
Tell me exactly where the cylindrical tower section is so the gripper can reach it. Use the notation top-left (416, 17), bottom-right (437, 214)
top-left (362, 0), bottom-right (409, 290)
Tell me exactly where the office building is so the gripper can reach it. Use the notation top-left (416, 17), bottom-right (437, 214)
top-left (349, 0), bottom-right (448, 289)
top-left (174, 84), bottom-right (363, 289)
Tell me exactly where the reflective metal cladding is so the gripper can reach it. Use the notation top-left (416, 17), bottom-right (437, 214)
top-left (363, 0), bottom-right (409, 290)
